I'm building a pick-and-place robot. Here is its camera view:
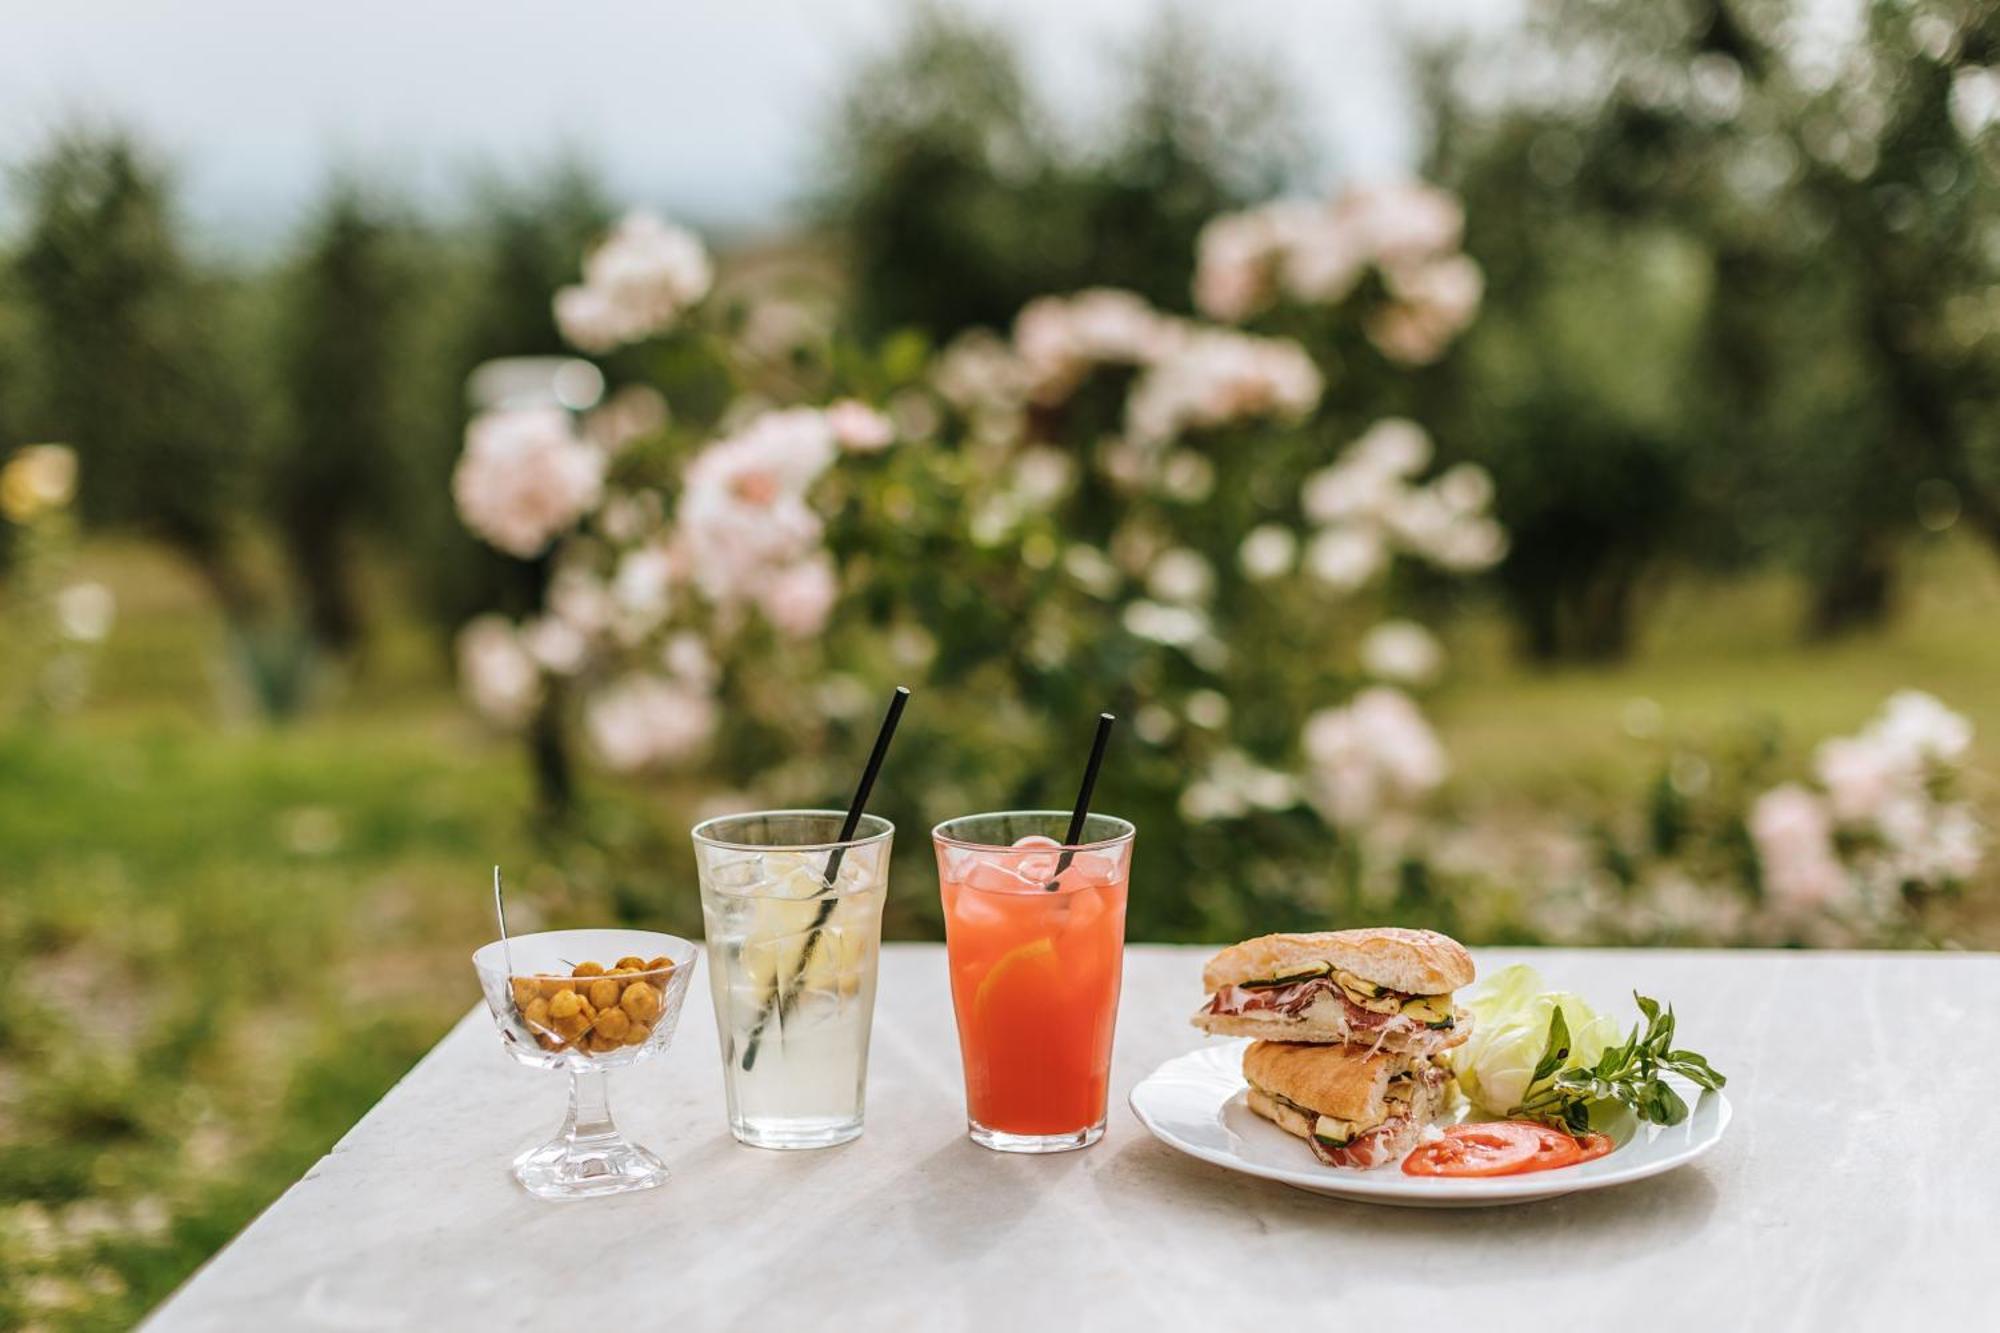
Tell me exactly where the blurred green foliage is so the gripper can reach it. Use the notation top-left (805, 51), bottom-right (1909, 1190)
top-left (823, 5), bottom-right (1307, 337)
top-left (1428, 0), bottom-right (2000, 652)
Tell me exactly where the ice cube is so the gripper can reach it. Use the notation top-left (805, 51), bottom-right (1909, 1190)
top-left (764, 854), bottom-right (828, 900)
top-left (707, 852), bottom-right (767, 892)
top-left (962, 857), bottom-right (1037, 895)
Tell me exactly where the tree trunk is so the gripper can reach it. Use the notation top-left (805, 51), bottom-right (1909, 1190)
top-left (1806, 538), bottom-right (1897, 640)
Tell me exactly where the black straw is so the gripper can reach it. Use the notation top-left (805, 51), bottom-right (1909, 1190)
top-left (820, 685), bottom-right (910, 890)
top-left (740, 685), bottom-right (910, 1071)
top-left (1046, 712), bottom-right (1116, 890)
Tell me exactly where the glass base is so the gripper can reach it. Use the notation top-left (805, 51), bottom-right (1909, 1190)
top-left (730, 1115), bottom-right (863, 1151)
top-left (967, 1118), bottom-right (1105, 1154)
top-left (513, 1134), bottom-right (668, 1200)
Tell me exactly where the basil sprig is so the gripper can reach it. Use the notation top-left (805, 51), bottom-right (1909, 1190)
top-left (1509, 993), bottom-right (1727, 1134)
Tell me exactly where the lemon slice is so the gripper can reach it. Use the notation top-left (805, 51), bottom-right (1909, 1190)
top-left (973, 937), bottom-right (1059, 1017)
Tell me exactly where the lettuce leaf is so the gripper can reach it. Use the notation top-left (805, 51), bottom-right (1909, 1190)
top-left (1447, 963), bottom-right (1621, 1117)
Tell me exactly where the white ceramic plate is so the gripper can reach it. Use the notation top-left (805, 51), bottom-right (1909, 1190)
top-left (1129, 1040), bottom-right (1731, 1208)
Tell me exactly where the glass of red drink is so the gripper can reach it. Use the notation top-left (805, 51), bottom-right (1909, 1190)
top-left (931, 810), bottom-right (1134, 1153)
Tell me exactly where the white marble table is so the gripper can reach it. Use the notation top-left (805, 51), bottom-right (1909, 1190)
top-left (146, 945), bottom-right (1997, 1330)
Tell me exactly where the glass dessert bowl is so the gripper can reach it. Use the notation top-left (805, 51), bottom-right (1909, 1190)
top-left (472, 928), bottom-right (698, 1200)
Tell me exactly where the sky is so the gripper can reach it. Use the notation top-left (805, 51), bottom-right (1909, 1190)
top-left (0, 0), bottom-right (1516, 251)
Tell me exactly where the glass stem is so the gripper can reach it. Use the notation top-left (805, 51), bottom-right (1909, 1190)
top-left (564, 1067), bottom-right (618, 1145)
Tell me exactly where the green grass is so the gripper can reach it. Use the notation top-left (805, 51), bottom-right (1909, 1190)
top-left (2, 535), bottom-right (1998, 1327)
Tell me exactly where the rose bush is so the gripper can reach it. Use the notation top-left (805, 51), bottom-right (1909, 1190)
top-left (448, 199), bottom-right (1984, 947)
top-left (451, 192), bottom-right (1504, 937)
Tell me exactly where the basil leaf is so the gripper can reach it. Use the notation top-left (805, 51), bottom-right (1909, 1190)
top-left (1531, 1007), bottom-right (1572, 1085)
top-left (1641, 1081), bottom-right (1688, 1126)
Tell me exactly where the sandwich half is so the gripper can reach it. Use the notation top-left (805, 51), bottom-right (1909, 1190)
top-left (1242, 1039), bottom-right (1449, 1169)
top-left (1192, 928), bottom-right (1474, 1056)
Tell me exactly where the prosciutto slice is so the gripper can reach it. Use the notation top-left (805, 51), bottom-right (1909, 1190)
top-left (1203, 979), bottom-right (1394, 1029)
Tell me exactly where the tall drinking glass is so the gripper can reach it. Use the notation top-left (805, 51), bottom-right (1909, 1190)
top-left (932, 811), bottom-right (1133, 1153)
top-left (692, 810), bottom-right (892, 1149)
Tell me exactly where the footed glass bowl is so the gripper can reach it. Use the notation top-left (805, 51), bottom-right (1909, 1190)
top-left (473, 929), bottom-right (698, 1200)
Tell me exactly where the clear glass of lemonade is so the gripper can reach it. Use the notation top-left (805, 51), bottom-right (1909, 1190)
top-left (932, 811), bottom-right (1133, 1153)
top-left (692, 810), bottom-right (892, 1150)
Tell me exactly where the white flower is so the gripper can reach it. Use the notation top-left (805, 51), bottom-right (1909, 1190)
top-left (1301, 461), bottom-right (1394, 526)
top-left (584, 673), bottom-right (716, 772)
top-left (54, 583), bottom-right (116, 643)
top-left (556, 211), bottom-right (712, 353)
top-left (1949, 66), bottom-right (2000, 140)
top-left (1273, 201), bottom-right (1370, 305)
top-left (1146, 548), bottom-right (1216, 605)
top-left (1192, 209), bottom-right (1281, 322)
top-left (1872, 691), bottom-right (1973, 769)
top-left (825, 399), bottom-right (896, 452)
top-left (1814, 735), bottom-right (1902, 824)
top-left (934, 330), bottom-right (1031, 417)
top-left (1304, 526), bottom-right (1385, 591)
top-left (452, 408), bottom-right (605, 558)
top-left (1126, 327), bottom-right (1323, 445)
top-left (1014, 288), bottom-right (1171, 402)
top-left (597, 490), bottom-right (664, 544)
top-left (1238, 524), bottom-right (1298, 580)
top-left (1342, 182), bottom-right (1465, 268)
top-left (521, 615), bottom-right (589, 675)
top-left (1184, 689), bottom-right (1231, 730)
top-left (1367, 256), bottom-right (1486, 366)
top-left (585, 385), bottom-right (670, 453)
top-left (1424, 517), bottom-right (1509, 572)
top-left (1123, 600), bottom-right (1210, 647)
top-left (1063, 544), bottom-right (1122, 598)
top-left (553, 284), bottom-right (627, 356)
top-left (610, 545), bottom-right (677, 628)
top-left (1749, 784), bottom-right (1848, 912)
top-left (661, 631), bottom-right (718, 688)
top-left (1011, 447), bottom-right (1075, 509)
top-left (1351, 419), bottom-right (1433, 479)
top-left (1436, 462), bottom-right (1495, 514)
top-left (0, 444), bottom-right (78, 522)
top-left (677, 408), bottom-right (837, 604)
top-left (1158, 450), bottom-right (1217, 502)
top-left (756, 555), bottom-right (839, 638)
top-left (457, 615), bottom-right (542, 727)
top-left (1179, 748), bottom-right (1299, 823)
top-left (1301, 687), bottom-right (1448, 825)
top-left (1194, 182), bottom-right (1467, 323)
top-left (548, 566), bottom-right (616, 637)
top-left (1360, 620), bottom-right (1444, 685)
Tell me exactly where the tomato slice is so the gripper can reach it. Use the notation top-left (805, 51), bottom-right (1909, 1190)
top-left (1401, 1122), bottom-right (1600, 1177)
top-left (1572, 1132), bottom-right (1615, 1163)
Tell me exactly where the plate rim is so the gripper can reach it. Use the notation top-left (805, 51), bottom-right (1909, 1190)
top-left (1128, 1038), bottom-right (1731, 1204)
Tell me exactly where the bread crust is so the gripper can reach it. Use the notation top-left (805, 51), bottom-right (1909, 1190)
top-left (1242, 1040), bottom-right (1394, 1123)
top-left (1243, 1044), bottom-right (1443, 1167)
top-left (1201, 928), bottom-right (1474, 995)
top-left (1190, 1002), bottom-right (1471, 1055)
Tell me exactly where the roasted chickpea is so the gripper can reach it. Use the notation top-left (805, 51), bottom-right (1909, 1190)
top-left (535, 1032), bottom-right (564, 1052)
top-left (550, 991), bottom-right (596, 1040)
top-left (572, 960), bottom-right (606, 979)
top-left (509, 976), bottom-right (538, 1009)
top-left (538, 975), bottom-right (576, 999)
top-left (593, 1007), bottom-right (631, 1042)
top-left (621, 1020), bottom-right (651, 1047)
top-left (586, 1031), bottom-right (623, 1054)
top-left (620, 980), bottom-right (661, 1024)
top-left (643, 956), bottom-right (673, 973)
top-left (523, 996), bottom-right (553, 1032)
top-left (614, 956), bottom-right (648, 972)
top-left (586, 976), bottom-right (623, 1010)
